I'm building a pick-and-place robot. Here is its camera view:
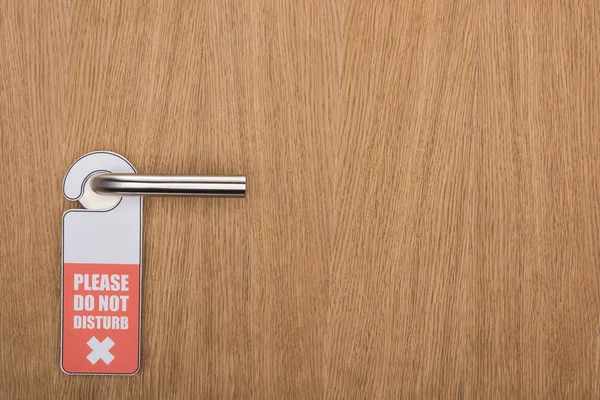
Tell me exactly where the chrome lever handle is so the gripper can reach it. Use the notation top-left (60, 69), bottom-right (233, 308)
top-left (91, 174), bottom-right (246, 197)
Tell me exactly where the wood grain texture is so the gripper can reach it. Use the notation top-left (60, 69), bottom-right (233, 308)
top-left (326, 1), bottom-right (477, 397)
top-left (0, 1), bottom-right (66, 398)
top-left (1, 0), bottom-right (600, 398)
top-left (469, 1), bottom-right (600, 397)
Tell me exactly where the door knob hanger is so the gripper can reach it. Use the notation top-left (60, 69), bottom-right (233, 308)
top-left (61, 151), bottom-right (246, 375)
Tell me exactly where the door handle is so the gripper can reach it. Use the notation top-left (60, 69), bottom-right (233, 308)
top-left (61, 151), bottom-right (246, 375)
top-left (91, 174), bottom-right (246, 197)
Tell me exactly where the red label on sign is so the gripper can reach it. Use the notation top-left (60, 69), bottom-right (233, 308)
top-left (61, 263), bottom-right (140, 374)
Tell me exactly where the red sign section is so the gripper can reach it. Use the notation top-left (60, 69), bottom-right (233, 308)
top-left (62, 263), bottom-right (140, 374)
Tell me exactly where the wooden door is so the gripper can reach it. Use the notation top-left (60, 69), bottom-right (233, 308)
top-left (2, 1), bottom-right (599, 398)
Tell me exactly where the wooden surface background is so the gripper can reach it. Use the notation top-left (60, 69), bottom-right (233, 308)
top-left (1, 1), bottom-right (599, 398)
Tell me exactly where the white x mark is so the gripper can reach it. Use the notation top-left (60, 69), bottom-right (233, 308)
top-left (87, 336), bottom-right (115, 365)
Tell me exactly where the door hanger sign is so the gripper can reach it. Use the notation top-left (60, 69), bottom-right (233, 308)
top-left (61, 151), bottom-right (142, 375)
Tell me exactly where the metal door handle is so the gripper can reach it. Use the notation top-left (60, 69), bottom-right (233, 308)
top-left (91, 174), bottom-right (246, 197)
